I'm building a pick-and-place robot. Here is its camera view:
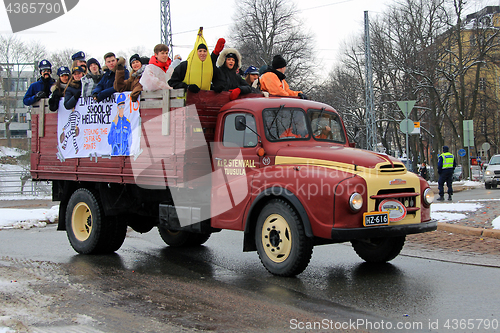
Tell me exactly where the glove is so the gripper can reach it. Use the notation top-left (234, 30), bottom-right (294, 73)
top-left (35, 91), bottom-right (46, 100)
top-left (298, 93), bottom-right (308, 100)
top-left (229, 88), bottom-right (241, 101)
top-left (213, 38), bottom-right (226, 55)
top-left (187, 84), bottom-right (200, 93)
top-left (116, 57), bottom-right (125, 70)
top-left (213, 85), bottom-right (223, 93)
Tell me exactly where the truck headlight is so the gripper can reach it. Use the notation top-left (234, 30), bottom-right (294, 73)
top-left (485, 170), bottom-right (492, 176)
top-left (349, 193), bottom-right (363, 212)
top-left (424, 188), bottom-right (434, 206)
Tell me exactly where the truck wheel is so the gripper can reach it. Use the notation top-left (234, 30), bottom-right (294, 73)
top-left (351, 236), bottom-right (405, 263)
top-left (66, 188), bottom-right (127, 254)
top-left (485, 183), bottom-right (491, 189)
top-left (255, 199), bottom-right (313, 277)
top-left (158, 227), bottom-right (211, 247)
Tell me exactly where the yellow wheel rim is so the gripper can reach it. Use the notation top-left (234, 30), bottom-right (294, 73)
top-left (261, 214), bottom-right (292, 263)
top-left (72, 202), bottom-right (92, 242)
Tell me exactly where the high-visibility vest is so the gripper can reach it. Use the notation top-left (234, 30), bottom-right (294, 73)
top-left (441, 152), bottom-right (454, 169)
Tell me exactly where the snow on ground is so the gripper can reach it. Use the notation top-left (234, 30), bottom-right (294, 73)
top-left (0, 146), bottom-right (26, 157)
top-left (0, 206), bottom-right (59, 230)
top-left (492, 216), bottom-right (500, 230)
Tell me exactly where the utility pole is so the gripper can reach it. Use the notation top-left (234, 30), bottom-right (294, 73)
top-left (364, 11), bottom-right (376, 151)
top-left (160, 0), bottom-right (173, 59)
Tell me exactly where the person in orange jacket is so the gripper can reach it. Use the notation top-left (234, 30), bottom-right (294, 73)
top-left (260, 55), bottom-right (307, 99)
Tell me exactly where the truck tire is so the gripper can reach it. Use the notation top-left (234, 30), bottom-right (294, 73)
top-left (158, 227), bottom-right (211, 247)
top-left (351, 236), bottom-right (405, 263)
top-left (485, 183), bottom-right (491, 189)
top-left (66, 188), bottom-right (127, 254)
top-left (255, 199), bottom-right (313, 277)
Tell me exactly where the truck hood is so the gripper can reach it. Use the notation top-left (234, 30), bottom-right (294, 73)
top-left (274, 145), bottom-right (404, 171)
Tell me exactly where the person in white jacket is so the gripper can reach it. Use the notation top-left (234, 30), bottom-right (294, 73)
top-left (139, 44), bottom-right (177, 92)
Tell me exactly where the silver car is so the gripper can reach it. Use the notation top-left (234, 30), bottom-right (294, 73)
top-left (484, 154), bottom-right (500, 189)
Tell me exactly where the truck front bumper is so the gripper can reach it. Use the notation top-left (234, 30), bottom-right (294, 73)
top-left (330, 220), bottom-right (437, 241)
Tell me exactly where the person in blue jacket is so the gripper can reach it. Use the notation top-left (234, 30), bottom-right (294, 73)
top-left (108, 93), bottom-right (131, 156)
top-left (23, 60), bottom-right (55, 106)
top-left (92, 52), bottom-right (129, 102)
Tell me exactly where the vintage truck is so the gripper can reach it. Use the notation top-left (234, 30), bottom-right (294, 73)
top-left (30, 90), bottom-right (436, 276)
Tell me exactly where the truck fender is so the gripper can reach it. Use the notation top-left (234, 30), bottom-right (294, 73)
top-left (243, 187), bottom-right (313, 252)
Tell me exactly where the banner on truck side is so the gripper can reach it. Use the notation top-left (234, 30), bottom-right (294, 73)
top-left (57, 92), bottom-right (141, 159)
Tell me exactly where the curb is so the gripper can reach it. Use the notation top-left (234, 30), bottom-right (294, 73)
top-left (437, 222), bottom-right (500, 239)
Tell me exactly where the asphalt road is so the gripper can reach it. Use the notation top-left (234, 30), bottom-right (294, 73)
top-left (0, 220), bottom-right (499, 332)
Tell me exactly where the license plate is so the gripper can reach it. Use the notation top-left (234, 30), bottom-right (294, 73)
top-left (363, 212), bottom-right (390, 226)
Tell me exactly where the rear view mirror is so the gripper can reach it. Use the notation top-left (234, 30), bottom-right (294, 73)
top-left (235, 116), bottom-right (246, 131)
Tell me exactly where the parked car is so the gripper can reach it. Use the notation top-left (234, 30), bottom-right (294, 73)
top-left (484, 154), bottom-right (500, 189)
top-left (453, 165), bottom-right (463, 181)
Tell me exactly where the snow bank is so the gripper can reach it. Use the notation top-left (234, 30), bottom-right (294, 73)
top-left (492, 216), bottom-right (500, 230)
top-left (0, 146), bottom-right (26, 158)
top-left (0, 206), bottom-right (59, 230)
top-left (431, 202), bottom-right (483, 212)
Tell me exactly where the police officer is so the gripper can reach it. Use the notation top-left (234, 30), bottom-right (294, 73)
top-left (437, 146), bottom-right (456, 201)
top-left (108, 93), bottom-right (131, 156)
top-left (23, 59), bottom-right (55, 106)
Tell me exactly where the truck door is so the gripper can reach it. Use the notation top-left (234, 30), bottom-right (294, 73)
top-left (211, 112), bottom-right (260, 231)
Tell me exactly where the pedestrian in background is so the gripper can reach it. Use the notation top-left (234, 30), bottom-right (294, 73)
top-left (437, 146), bottom-right (456, 201)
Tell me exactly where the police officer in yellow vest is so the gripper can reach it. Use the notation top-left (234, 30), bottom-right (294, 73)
top-left (437, 145), bottom-right (456, 201)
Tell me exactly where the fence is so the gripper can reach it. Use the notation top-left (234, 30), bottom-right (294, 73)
top-left (0, 170), bottom-right (51, 197)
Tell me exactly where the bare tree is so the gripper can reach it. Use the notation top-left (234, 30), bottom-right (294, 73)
top-left (0, 35), bottom-right (46, 147)
top-left (229, 0), bottom-right (316, 90)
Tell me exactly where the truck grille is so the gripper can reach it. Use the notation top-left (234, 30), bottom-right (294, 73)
top-left (494, 171), bottom-right (500, 175)
top-left (378, 163), bottom-right (406, 173)
top-left (370, 188), bottom-right (420, 215)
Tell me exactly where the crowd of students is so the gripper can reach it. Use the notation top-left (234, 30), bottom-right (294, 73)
top-left (23, 35), bottom-right (308, 111)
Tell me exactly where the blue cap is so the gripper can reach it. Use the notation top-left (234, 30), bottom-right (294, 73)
top-left (38, 59), bottom-right (52, 71)
top-left (244, 65), bottom-right (259, 75)
top-left (72, 51), bottom-right (86, 61)
top-left (117, 93), bottom-right (127, 105)
top-left (71, 66), bottom-right (85, 73)
top-left (57, 66), bottom-right (70, 76)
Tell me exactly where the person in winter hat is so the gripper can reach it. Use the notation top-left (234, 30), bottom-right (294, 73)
top-left (139, 44), bottom-right (173, 93)
top-left (259, 55), bottom-right (307, 98)
top-left (63, 66), bottom-right (85, 110)
top-left (114, 53), bottom-right (147, 102)
top-left (81, 58), bottom-right (103, 98)
top-left (48, 66), bottom-right (70, 111)
top-left (71, 51), bottom-right (87, 74)
top-left (23, 59), bottom-right (55, 106)
top-left (168, 28), bottom-right (215, 93)
top-left (92, 52), bottom-right (129, 102)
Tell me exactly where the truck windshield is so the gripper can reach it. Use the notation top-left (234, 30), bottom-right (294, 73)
top-left (263, 108), bottom-right (310, 141)
top-left (308, 109), bottom-right (346, 144)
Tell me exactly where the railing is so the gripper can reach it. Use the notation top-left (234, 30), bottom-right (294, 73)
top-left (0, 170), bottom-right (51, 197)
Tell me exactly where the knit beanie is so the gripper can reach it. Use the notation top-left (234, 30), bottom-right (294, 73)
top-left (129, 54), bottom-right (141, 66)
top-left (272, 55), bottom-right (287, 69)
top-left (87, 58), bottom-right (101, 70)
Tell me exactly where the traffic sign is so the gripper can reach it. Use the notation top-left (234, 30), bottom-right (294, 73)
top-left (397, 101), bottom-right (417, 117)
top-left (463, 120), bottom-right (474, 146)
top-left (458, 148), bottom-right (466, 157)
top-left (399, 119), bottom-right (414, 134)
top-left (482, 142), bottom-right (491, 151)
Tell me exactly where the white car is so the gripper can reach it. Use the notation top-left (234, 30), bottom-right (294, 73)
top-left (484, 154), bottom-right (500, 189)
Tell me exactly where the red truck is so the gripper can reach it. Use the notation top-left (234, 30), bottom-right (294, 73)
top-left (30, 90), bottom-right (436, 276)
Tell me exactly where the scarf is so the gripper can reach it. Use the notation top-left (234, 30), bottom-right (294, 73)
top-left (149, 55), bottom-right (171, 73)
top-left (87, 72), bottom-right (103, 84)
top-left (131, 65), bottom-right (146, 78)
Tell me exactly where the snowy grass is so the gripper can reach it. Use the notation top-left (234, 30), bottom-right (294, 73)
top-left (0, 206), bottom-right (59, 230)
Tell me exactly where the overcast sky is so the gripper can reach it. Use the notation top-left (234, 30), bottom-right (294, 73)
top-left (0, 0), bottom-right (499, 72)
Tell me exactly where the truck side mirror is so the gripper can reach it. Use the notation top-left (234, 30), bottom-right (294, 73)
top-left (235, 116), bottom-right (246, 131)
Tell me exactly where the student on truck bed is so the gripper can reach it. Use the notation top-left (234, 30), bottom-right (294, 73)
top-left (260, 55), bottom-right (307, 99)
top-left (92, 52), bottom-right (129, 102)
top-left (81, 58), bottom-right (103, 98)
top-left (139, 44), bottom-right (173, 94)
top-left (71, 51), bottom-right (87, 74)
top-left (48, 66), bottom-right (71, 112)
top-left (114, 53), bottom-right (146, 103)
top-left (23, 59), bottom-right (55, 106)
top-left (63, 66), bottom-right (85, 110)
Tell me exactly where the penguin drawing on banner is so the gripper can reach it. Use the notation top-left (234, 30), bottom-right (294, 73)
top-left (60, 108), bottom-right (81, 154)
top-left (108, 93), bottom-right (131, 156)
